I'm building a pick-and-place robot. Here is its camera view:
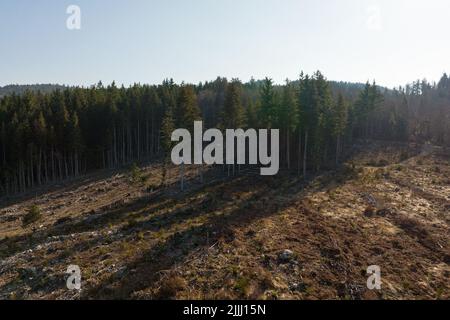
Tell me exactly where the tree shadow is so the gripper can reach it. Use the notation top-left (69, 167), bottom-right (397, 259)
top-left (85, 169), bottom-right (352, 299)
top-left (0, 166), bottom-right (239, 260)
top-left (1, 164), bottom-right (356, 299)
top-left (0, 167), bottom-right (130, 209)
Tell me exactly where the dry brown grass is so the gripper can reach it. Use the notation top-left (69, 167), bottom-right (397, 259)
top-left (0, 143), bottom-right (449, 300)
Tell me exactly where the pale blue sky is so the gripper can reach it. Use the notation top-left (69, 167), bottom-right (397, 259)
top-left (1, 0), bottom-right (449, 88)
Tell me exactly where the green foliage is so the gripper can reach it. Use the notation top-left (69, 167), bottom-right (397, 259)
top-left (234, 276), bottom-right (251, 297)
top-left (1, 72), bottom-right (449, 196)
top-left (245, 101), bottom-right (258, 129)
top-left (161, 107), bottom-right (175, 156)
top-left (129, 163), bottom-right (146, 184)
top-left (333, 93), bottom-right (348, 137)
top-left (221, 79), bottom-right (244, 128)
top-left (175, 85), bottom-right (201, 130)
top-left (22, 205), bottom-right (42, 227)
top-left (259, 78), bottom-right (278, 128)
top-left (280, 79), bottom-right (299, 132)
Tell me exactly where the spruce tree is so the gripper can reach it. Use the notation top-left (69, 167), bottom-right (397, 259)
top-left (221, 79), bottom-right (244, 129)
top-left (175, 85), bottom-right (201, 190)
top-left (332, 93), bottom-right (348, 166)
top-left (280, 80), bottom-right (299, 169)
top-left (259, 78), bottom-right (278, 128)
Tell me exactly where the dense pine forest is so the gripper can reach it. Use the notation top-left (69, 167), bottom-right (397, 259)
top-left (1, 72), bottom-right (450, 196)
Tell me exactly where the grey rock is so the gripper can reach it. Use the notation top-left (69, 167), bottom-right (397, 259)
top-left (279, 249), bottom-right (294, 262)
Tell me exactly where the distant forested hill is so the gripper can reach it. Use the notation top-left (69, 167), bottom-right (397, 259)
top-left (0, 84), bottom-right (66, 98)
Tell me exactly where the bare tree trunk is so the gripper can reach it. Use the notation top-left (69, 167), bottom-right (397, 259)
top-left (286, 128), bottom-right (290, 170)
top-left (58, 155), bottom-right (63, 181)
top-left (157, 126), bottom-right (161, 154)
top-left (51, 147), bottom-right (55, 181)
top-left (298, 129), bottom-right (302, 176)
top-left (113, 124), bottom-right (118, 167)
top-left (37, 148), bottom-right (42, 185)
top-left (303, 130), bottom-right (308, 178)
top-left (336, 135), bottom-right (340, 167)
top-left (128, 124), bottom-right (132, 162)
top-left (151, 118), bottom-right (155, 155)
top-left (64, 155), bottom-right (69, 179)
top-left (44, 151), bottom-right (48, 183)
top-left (146, 119), bottom-right (150, 157)
top-left (30, 146), bottom-right (34, 188)
top-left (137, 120), bottom-right (141, 160)
top-left (122, 127), bottom-right (126, 164)
top-left (75, 151), bottom-right (79, 176)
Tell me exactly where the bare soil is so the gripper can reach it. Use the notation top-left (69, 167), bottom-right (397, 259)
top-left (0, 142), bottom-right (448, 300)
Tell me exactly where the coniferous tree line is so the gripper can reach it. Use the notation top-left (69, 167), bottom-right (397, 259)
top-left (1, 72), bottom-right (449, 196)
top-left (0, 84), bottom-right (66, 99)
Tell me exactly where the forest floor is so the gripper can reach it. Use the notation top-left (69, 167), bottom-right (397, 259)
top-left (0, 141), bottom-right (449, 300)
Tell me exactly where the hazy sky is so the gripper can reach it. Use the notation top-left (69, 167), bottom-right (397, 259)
top-left (1, 0), bottom-right (449, 88)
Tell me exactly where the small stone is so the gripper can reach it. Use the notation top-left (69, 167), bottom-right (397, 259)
top-left (289, 282), bottom-right (307, 292)
top-left (279, 249), bottom-right (294, 262)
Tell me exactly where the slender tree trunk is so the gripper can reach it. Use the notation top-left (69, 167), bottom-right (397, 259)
top-left (44, 151), bottom-right (48, 183)
top-left (137, 120), bottom-right (141, 160)
top-left (58, 155), bottom-right (63, 181)
top-left (157, 126), bottom-right (161, 154)
top-left (151, 118), bottom-right (155, 155)
top-left (21, 162), bottom-right (25, 192)
top-left (64, 155), bottom-right (69, 179)
top-left (75, 151), bottom-right (79, 176)
top-left (51, 147), bottom-right (55, 181)
top-left (37, 148), bottom-right (42, 185)
top-left (122, 127), bottom-right (126, 164)
top-left (298, 129), bottom-right (302, 176)
top-left (2, 143), bottom-right (5, 166)
top-left (113, 124), bottom-right (118, 167)
top-left (30, 146), bottom-right (34, 188)
top-left (303, 130), bottom-right (308, 178)
top-left (128, 124), bottom-right (132, 162)
top-left (286, 128), bottom-right (290, 170)
top-left (336, 135), bottom-right (340, 167)
top-left (146, 119), bottom-right (150, 157)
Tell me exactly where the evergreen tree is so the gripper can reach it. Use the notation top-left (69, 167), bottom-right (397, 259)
top-left (175, 85), bottom-right (201, 130)
top-left (1, 74), bottom-right (449, 197)
top-left (175, 85), bottom-right (201, 190)
top-left (160, 106), bottom-right (175, 188)
top-left (332, 93), bottom-right (348, 166)
top-left (221, 79), bottom-right (244, 128)
top-left (259, 78), bottom-right (278, 128)
top-left (280, 80), bottom-right (299, 169)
